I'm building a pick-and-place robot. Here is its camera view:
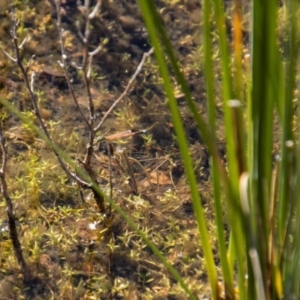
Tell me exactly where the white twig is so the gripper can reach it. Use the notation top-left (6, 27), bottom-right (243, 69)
top-left (89, 0), bottom-right (101, 19)
top-left (18, 36), bottom-right (28, 49)
top-left (94, 47), bottom-right (154, 132)
top-left (89, 44), bottom-right (102, 56)
top-left (7, 14), bottom-right (91, 188)
top-left (0, 46), bottom-right (17, 62)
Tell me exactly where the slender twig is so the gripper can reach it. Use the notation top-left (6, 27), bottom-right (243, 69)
top-left (107, 142), bottom-right (113, 215)
top-left (0, 121), bottom-right (32, 282)
top-left (56, 0), bottom-right (103, 169)
top-left (88, 1), bottom-right (101, 19)
top-left (56, 0), bottom-right (106, 211)
top-left (54, 0), bottom-right (91, 130)
top-left (79, 0), bottom-right (99, 168)
top-left (0, 13), bottom-right (91, 188)
top-left (94, 47), bottom-right (154, 132)
top-left (122, 151), bottom-right (138, 194)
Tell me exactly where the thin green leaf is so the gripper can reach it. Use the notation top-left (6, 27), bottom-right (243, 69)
top-left (137, 1), bottom-right (218, 298)
top-left (203, 0), bottom-right (234, 296)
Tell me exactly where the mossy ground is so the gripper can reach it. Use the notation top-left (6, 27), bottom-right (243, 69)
top-left (0, 0), bottom-right (243, 299)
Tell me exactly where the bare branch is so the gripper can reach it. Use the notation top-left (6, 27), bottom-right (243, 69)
top-left (55, 1), bottom-right (91, 130)
top-left (88, 43), bottom-right (102, 56)
top-left (94, 47), bottom-right (154, 132)
top-left (7, 15), bottom-right (91, 188)
top-left (0, 121), bottom-right (32, 282)
top-left (87, 55), bottom-right (93, 80)
top-left (55, 0), bottom-right (105, 211)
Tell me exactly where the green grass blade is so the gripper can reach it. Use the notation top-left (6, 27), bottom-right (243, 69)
top-left (137, 1), bottom-right (219, 298)
top-left (203, 0), bottom-right (234, 296)
top-left (213, 0), bottom-right (247, 297)
top-left (278, 0), bottom-right (300, 296)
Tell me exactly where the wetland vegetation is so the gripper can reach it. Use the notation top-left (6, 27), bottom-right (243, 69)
top-left (1, 0), bottom-right (299, 300)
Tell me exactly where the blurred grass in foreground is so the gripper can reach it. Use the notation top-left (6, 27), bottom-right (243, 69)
top-left (138, 0), bottom-right (300, 299)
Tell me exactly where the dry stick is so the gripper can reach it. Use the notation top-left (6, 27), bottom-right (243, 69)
top-left (122, 151), bottom-right (138, 194)
top-left (56, 0), bottom-right (104, 168)
top-left (114, 155), bottom-right (138, 194)
top-left (0, 17), bottom-right (91, 188)
top-left (79, 0), bottom-right (105, 211)
top-left (0, 121), bottom-right (32, 282)
top-left (106, 142), bottom-right (113, 215)
top-left (94, 47), bottom-right (154, 132)
top-left (55, 0), bottom-right (105, 211)
top-left (55, 1), bottom-right (153, 208)
top-left (55, 0), bottom-right (90, 130)
top-left (79, 0), bottom-right (102, 168)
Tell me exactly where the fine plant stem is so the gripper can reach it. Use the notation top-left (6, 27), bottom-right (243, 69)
top-left (55, 0), bottom-right (91, 130)
top-left (0, 17), bottom-right (91, 189)
top-left (137, 1), bottom-right (219, 298)
top-left (75, 0), bottom-right (98, 168)
top-left (94, 47), bottom-right (154, 132)
top-left (232, 0), bottom-right (243, 101)
top-left (213, 1), bottom-right (247, 296)
top-left (278, 0), bottom-right (298, 252)
top-left (55, 0), bottom-right (105, 211)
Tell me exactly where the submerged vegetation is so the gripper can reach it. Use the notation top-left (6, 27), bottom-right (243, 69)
top-left (0, 0), bottom-right (300, 299)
